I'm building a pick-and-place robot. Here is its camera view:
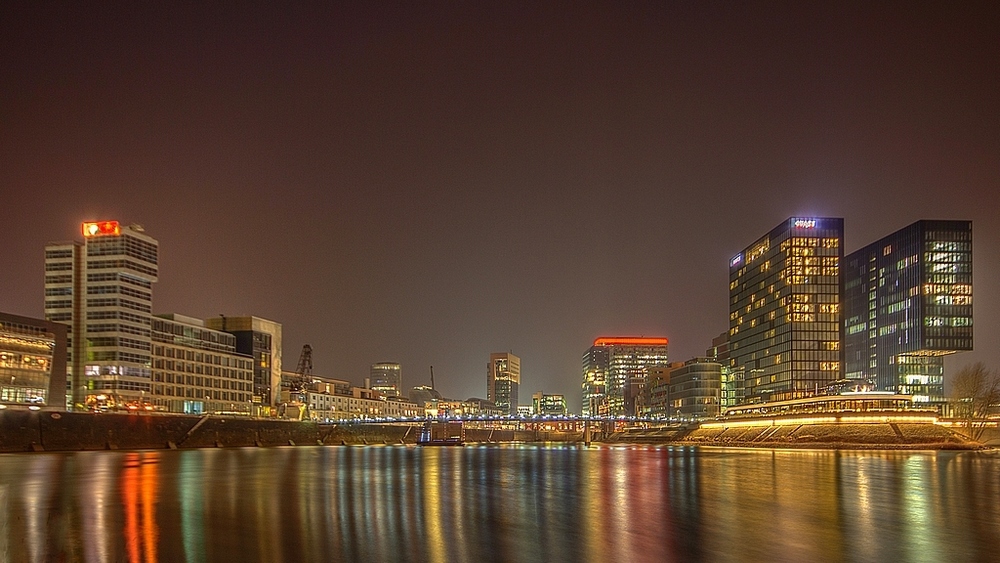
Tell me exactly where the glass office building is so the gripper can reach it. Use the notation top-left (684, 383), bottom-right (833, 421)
top-left (487, 352), bottom-right (520, 416)
top-left (843, 220), bottom-right (972, 403)
top-left (370, 362), bottom-right (402, 398)
top-left (729, 217), bottom-right (844, 404)
top-left (582, 337), bottom-right (669, 416)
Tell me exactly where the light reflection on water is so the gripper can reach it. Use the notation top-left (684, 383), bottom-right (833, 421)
top-left (0, 445), bottom-right (998, 562)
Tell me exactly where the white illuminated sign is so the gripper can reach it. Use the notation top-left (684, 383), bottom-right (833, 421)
top-left (792, 219), bottom-right (817, 229)
top-left (730, 254), bottom-right (743, 267)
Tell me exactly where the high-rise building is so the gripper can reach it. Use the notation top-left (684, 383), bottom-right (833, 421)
top-left (370, 362), bottom-right (402, 397)
top-left (729, 217), bottom-right (844, 404)
top-left (45, 221), bottom-right (158, 410)
top-left (582, 337), bottom-right (669, 417)
top-left (0, 312), bottom-right (67, 409)
top-left (843, 220), bottom-right (972, 403)
top-left (204, 316), bottom-right (282, 412)
top-left (487, 352), bottom-right (520, 416)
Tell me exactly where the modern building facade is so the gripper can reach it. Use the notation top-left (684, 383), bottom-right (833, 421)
top-left (205, 316), bottom-right (282, 412)
top-left (532, 392), bottom-right (568, 416)
top-left (582, 337), bottom-right (669, 417)
top-left (706, 332), bottom-right (737, 409)
top-left (487, 352), bottom-right (520, 416)
top-left (0, 312), bottom-right (67, 409)
top-left (667, 357), bottom-right (723, 420)
top-left (150, 314), bottom-right (254, 415)
top-left (369, 362), bottom-right (402, 398)
top-left (45, 221), bottom-right (158, 410)
top-left (729, 217), bottom-right (844, 404)
top-left (843, 220), bottom-right (972, 403)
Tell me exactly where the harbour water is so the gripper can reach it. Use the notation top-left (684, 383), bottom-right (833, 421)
top-left (1, 445), bottom-right (999, 562)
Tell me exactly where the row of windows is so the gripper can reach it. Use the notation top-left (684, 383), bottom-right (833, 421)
top-left (152, 346), bottom-right (247, 367)
top-left (153, 387), bottom-right (250, 402)
top-left (45, 274), bottom-right (73, 284)
top-left (86, 259), bottom-right (158, 278)
top-left (45, 249), bottom-right (74, 259)
top-left (87, 297), bottom-right (152, 313)
top-left (86, 323), bottom-right (152, 337)
top-left (45, 262), bottom-right (72, 272)
top-left (91, 381), bottom-right (151, 392)
top-left (84, 310), bottom-right (150, 324)
top-left (153, 372), bottom-right (251, 389)
top-left (88, 350), bottom-right (151, 364)
top-left (45, 299), bottom-right (72, 309)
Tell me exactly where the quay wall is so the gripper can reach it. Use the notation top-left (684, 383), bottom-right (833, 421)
top-left (0, 411), bottom-right (984, 453)
top-left (0, 411), bottom-right (418, 453)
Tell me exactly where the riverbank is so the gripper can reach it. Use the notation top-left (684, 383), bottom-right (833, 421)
top-left (0, 410), bottom-right (984, 452)
top-left (0, 410), bottom-right (416, 453)
top-left (612, 421), bottom-right (981, 450)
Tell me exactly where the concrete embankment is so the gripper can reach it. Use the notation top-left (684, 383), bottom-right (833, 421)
top-left (612, 422), bottom-right (979, 449)
top-left (0, 410), bottom-right (417, 453)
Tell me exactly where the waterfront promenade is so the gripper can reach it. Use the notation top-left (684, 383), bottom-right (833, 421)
top-left (0, 411), bottom-right (980, 453)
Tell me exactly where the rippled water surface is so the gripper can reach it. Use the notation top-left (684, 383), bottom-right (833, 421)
top-left (1, 445), bottom-right (999, 562)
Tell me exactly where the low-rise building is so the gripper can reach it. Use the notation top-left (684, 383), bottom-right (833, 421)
top-left (0, 312), bottom-right (67, 410)
top-left (532, 392), bottom-right (567, 416)
top-left (150, 314), bottom-right (254, 415)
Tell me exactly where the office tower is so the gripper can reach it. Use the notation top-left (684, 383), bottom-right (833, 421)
top-left (204, 316), bottom-right (282, 412)
top-left (370, 362), bottom-right (402, 397)
top-left (45, 221), bottom-right (158, 410)
top-left (729, 217), bottom-right (844, 404)
top-left (843, 220), bottom-right (972, 403)
top-left (487, 352), bottom-right (520, 416)
top-left (582, 337), bottom-right (669, 417)
top-left (0, 312), bottom-right (67, 409)
top-left (149, 314), bottom-right (255, 414)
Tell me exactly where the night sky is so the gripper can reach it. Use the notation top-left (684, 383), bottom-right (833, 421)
top-left (2, 2), bottom-right (998, 408)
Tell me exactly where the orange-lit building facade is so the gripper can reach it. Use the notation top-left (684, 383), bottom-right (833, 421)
top-left (582, 337), bottom-right (669, 417)
top-left (729, 217), bottom-right (844, 404)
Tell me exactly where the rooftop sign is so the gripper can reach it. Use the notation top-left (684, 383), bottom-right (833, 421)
top-left (593, 337), bottom-right (669, 346)
top-left (82, 221), bottom-right (120, 237)
top-left (730, 253), bottom-right (743, 267)
top-left (791, 218), bottom-right (818, 229)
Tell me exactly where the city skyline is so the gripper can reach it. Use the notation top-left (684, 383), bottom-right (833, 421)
top-left (2, 3), bottom-right (997, 407)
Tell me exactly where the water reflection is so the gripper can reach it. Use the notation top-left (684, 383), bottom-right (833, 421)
top-left (0, 446), bottom-right (997, 561)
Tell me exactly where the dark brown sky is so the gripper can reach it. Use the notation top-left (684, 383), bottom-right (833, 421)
top-left (2, 2), bottom-right (998, 408)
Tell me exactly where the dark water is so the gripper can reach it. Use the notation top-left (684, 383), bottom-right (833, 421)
top-left (1, 445), bottom-right (999, 562)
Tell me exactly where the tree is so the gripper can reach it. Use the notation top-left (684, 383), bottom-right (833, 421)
top-left (951, 362), bottom-right (1000, 441)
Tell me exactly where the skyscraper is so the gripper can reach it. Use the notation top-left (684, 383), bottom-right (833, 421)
top-left (582, 337), bottom-right (669, 416)
top-left (45, 221), bottom-right (158, 410)
top-left (370, 362), bottom-right (402, 397)
top-left (729, 217), bottom-right (844, 404)
top-left (843, 220), bottom-right (972, 403)
top-left (487, 352), bottom-right (520, 416)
